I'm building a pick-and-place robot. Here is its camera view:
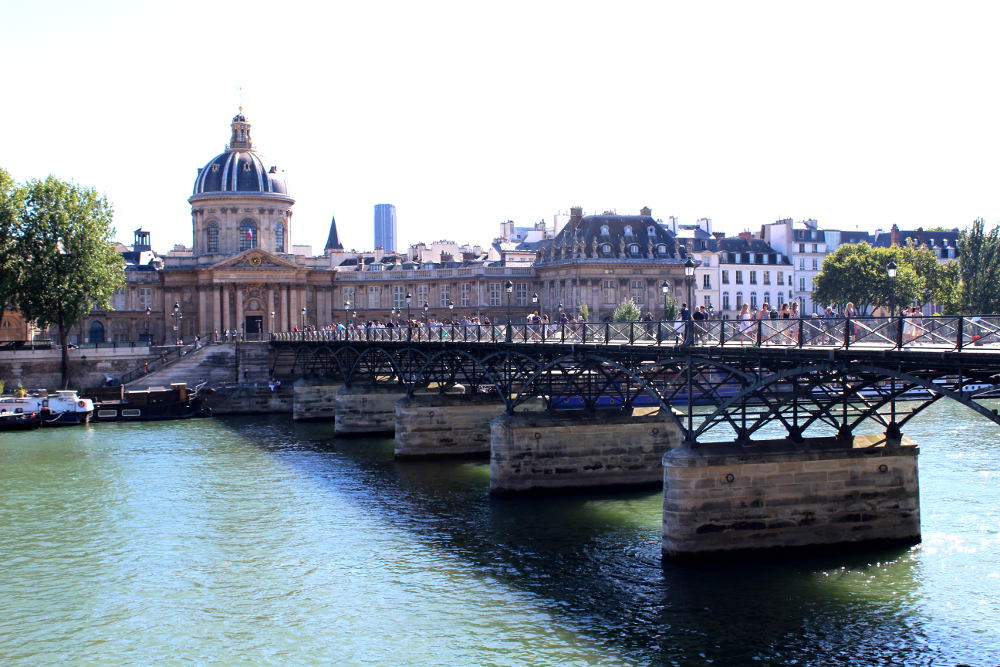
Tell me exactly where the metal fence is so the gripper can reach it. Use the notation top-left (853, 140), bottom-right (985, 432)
top-left (270, 315), bottom-right (1000, 352)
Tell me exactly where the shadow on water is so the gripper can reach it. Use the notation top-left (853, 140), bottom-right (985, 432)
top-left (216, 415), bottom-right (986, 666)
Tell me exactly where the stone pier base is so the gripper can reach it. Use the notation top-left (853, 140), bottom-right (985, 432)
top-left (490, 410), bottom-right (682, 494)
top-left (394, 393), bottom-right (506, 459)
top-left (661, 434), bottom-right (921, 559)
top-left (334, 385), bottom-right (406, 436)
top-left (292, 383), bottom-right (342, 421)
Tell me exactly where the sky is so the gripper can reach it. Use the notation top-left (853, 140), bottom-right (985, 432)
top-left (3, 1), bottom-right (999, 253)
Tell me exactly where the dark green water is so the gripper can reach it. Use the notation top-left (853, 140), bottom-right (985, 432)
top-left (1, 402), bottom-right (998, 665)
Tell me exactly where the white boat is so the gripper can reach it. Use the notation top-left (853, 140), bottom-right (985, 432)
top-left (0, 390), bottom-right (94, 426)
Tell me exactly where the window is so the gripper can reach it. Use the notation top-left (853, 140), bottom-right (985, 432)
top-left (367, 285), bottom-right (381, 309)
top-left (812, 243), bottom-right (818, 253)
top-left (112, 289), bottom-right (126, 310)
top-left (600, 224), bottom-right (610, 236)
top-left (460, 283), bottom-right (471, 307)
top-left (777, 291), bottom-right (784, 305)
top-left (630, 279), bottom-right (644, 303)
top-left (138, 288), bottom-right (152, 309)
top-left (798, 258), bottom-right (805, 270)
top-left (647, 225), bottom-right (656, 236)
top-left (736, 292), bottom-right (743, 308)
top-left (488, 282), bottom-right (501, 307)
top-left (735, 271), bottom-right (744, 284)
top-left (275, 221), bottom-right (285, 253)
top-left (721, 270), bottom-right (730, 285)
top-left (515, 282), bottom-right (528, 306)
top-left (777, 271), bottom-right (783, 285)
top-left (703, 295), bottom-right (712, 307)
top-left (763, 271), bottom-right (771, 285)
top-left (206, 221), bottom-right (219, 253)
top-left (751, 293), bottom-right (758, 309)
top-left (417, 284), bottom-right (429, 306)
top-left (624, 225), bottom-right (634, 236)
top-left (239, 219), bottom-right (257, 251)
top-left (812, 258), bottom-right (818, 271)
top-left (800, 277), bottom-right (806, 292)
top-left (628, 243), bottom-right (640, 256)
top-left (722, 293), bottom-right (730, 310)
top-left (702, 274), bottom-right (711, 289)
top-left (601, 243), bottom-right (612, 256)
top-left (798, 243), bottom-right (805, 253)
top-left (602, 280), bottom-right (616, 304)
top-left (656, 243), bottom-right (668, 256)
top-left (749, 271), bottom-right (757, 285)
top-left (342, 287), bottom-right (355, 309)
top-left (392, 286), bottom-right (405, 309)
top-left (764, 293), bottom-right (771, 307)
top-left (439, 284), bottom-right (451, 307)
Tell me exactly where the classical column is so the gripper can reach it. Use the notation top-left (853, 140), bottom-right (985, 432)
top-left (235, 285), bottom-right (244, 334)
top-left (267, 288), bottom-right (276, 333)
top-left (213, 286), bottom-right (222, 334)
top-left (289, 287), bottom-right (300, 329)
top-left (222, 286), bottom-right (231, 332)
top-left (282, 286), bottom-right (291, 331)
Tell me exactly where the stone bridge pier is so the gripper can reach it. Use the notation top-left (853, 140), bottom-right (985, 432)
top-left (660, 435), bottom-right (921, 558)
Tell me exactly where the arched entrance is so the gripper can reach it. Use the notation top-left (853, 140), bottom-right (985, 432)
top-left (88, 321), bottom-right (106, 343)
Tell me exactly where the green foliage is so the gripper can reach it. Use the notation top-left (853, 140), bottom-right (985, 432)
top-left (0, 168), bottom-right (23, 308)
top-left (900, 241), bottom-right (958, 308)
top-left (5, 175), bottom-right (125, 386)
top-left (578, 303), bottom-right (589, 322)
top-left (663, 295), bottom-right (678, 321)
top-left (958, 218), bottom-right (1000, 314)
top-left (934, 260), bottom-right (963, 314)
top-left (613, 297), bottom-right (641, 322)
top-left (813, 243), bottom-right (922, 314)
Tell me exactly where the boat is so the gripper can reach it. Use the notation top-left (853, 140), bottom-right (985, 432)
top-left (83, 382), bottom-right (213, 422)
top-left (0, 409), bottom-right (42, 431)
top-left (0, 390), bottom-right (94, 426)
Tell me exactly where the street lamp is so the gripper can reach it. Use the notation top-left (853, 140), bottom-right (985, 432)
top-left (270, 310), bottom-right (275, 334)
top-left (504, 279), bottom-right (514, 342)
top-left (171, 301), bottom-right (181, 345)
top-left (423, 301), bottom-right (429, 324)
top-left (300, 307), bottom-right (306, 330)
top-left (684, 256), bottom-right (695, 344)
top-left (405, 291), bottom-right (412, 324)
top-left (887, 260), bottom-right (897, 317)
top-left (532, 291), bottom-right (539, 314)
top-left (660, 280), bottom-right (670, 320)
top-left (144, 306), bottom-right (151, 344)
top-left (447, 299), bottom-right (454, 313)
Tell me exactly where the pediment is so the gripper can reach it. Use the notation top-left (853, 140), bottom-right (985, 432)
top-left (210, 249), bottom-right (300, 270)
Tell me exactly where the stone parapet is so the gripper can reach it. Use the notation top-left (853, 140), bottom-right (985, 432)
top-left (490, 410), bottom-right (682, 494)
top-left (395, 393), bottom-right (507, 459)
top-left (661, 435), bottom-right (920, 558)
top-left (335, 385), bottom-right (406, 436)
top-left (207, 383), bottom-right (292, 414)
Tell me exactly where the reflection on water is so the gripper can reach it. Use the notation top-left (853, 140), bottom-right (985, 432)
top-left (0, 401), bottom-right (998, 665)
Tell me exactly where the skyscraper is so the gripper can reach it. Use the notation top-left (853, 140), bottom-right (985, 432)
top-left (374, 203), bottom-right (397, 252)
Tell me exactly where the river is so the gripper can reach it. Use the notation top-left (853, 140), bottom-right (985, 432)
top-left (1, 401), bottom-right (997, 665)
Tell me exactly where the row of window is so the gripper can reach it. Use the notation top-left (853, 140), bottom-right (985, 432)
top-left (720, 279), bottom-right (814, 310)
top-left (721, 270), bottom-right (791, 286)
top-left (205, 219), bottom-right (285, 253)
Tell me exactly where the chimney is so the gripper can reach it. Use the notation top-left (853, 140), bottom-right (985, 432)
top-left (640, 206), bottom-right (652, 217)
top-left (570, 206), bottom-right (583, 223)
top-left (712, 232), bottom-right (725, 240)
top-left (738, 231), bottom-right (753, 242)
top-left (890, 224), bottom-right (900, 247)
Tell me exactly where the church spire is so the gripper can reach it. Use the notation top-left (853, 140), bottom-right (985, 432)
top-left (325, 214), bottom-right (344, 253)
top-left (228, 108), bottom-right (253, 151)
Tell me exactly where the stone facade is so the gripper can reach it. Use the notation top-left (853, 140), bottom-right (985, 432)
top-left (661, 435), bottom-right (920, 558)
top-left (394, 393), bottom-right (507, 458)
top-left (334, 385), bottom-right (406, 436)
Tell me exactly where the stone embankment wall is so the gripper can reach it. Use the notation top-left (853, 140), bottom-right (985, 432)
top-left (335, 385), bottom-right (406, 435)
top-left (395, 393), bottom-right (506, 458)
top-left (207, 383), bottom-right (293, 414)
top-left (661, 434), bottom-right (920, 558)
top-left (0, 347), bottom-right (157, 390)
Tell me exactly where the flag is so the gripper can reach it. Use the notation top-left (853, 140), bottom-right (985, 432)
top-left (247, 228), bottom-right (253, 240)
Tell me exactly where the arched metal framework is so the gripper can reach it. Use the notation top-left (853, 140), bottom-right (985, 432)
top-left (272, 340), bottom-right (1000, 447)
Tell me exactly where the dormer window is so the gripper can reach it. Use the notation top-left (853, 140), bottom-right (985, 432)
top-left (648, 225), bottom-right (656, 236)
top-left (601, 243), bottom-right (612, 256)
top-left (657, 243), bottom-right (668, 256)
top-left (628, 243), bottom-right (640, 256)
top-left (624, 225), bottom-right (634, 237)
top-left (242, 162), bottom-right (251, 172)
top-left (211, 164), bottom-right (220, 172)
top-left (600, 224), bottom-right (610, 236)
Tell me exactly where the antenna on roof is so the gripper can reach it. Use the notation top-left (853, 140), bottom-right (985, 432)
top-left (237, 85), bottom-right (243, 114)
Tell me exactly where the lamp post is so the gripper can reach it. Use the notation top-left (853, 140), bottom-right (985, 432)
top-left (423, 301), bottom-right (429, 324)
top-left (531, 291), bottom-right (539, 316)
top-left (270, 310), bottom-right (275, 335)
top-left (405, 291), bottom-right (412, 324)
top-left (660, 280), bottom-right (670, 320)
top-left (171, 301), bottom-right (181, 345)
top-left (684, 256), bottom-right (695, 344)
top-left (300, 307), bottom-right (307, 330)
top-left (447, 299), bottom-right (454, 317)
top-left (886, 260), bottom-right (897, 317)
top-left (144, 306), bottom-right (151, 344)
top-left (504, 279), bottom-right (514, 342)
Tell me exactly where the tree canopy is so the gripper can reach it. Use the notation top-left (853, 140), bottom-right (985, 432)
top-left (1, 173), bottom-right (125, 386)
top-left (613, 297), bottom-right (641, 322)
top-left (958, 218), bottom-right (1000, 314)
top-left (813, 243), bottom-right (922, 314)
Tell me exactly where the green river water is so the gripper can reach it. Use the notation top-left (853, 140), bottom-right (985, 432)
top-left (1, 401), bottom-right (998, 665)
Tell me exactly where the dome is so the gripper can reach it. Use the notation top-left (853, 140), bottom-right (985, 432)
top-left (191, 110), bottom-right (289, 197)
top-left (193, 149), bottom-right (288, 195)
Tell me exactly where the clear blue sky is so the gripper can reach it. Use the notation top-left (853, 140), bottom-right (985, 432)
top-left (4, 1), bottom-right (999, 252)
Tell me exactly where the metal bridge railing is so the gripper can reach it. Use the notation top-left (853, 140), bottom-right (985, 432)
top-left (268, 315), bottom-right (1000, 352)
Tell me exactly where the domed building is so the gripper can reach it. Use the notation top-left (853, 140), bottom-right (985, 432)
top-left (189, 110), bottom-right (294, 259)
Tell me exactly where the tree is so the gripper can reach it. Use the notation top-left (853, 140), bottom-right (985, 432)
top-left (578, 303), bottom-right (590, 322)
top-left (958, 218), bottom-right (1000, 314)
top-left (933, 260), bottom-right (963, 314)
top-left (613, 297), bottom-right (641, 322)
top-left (900, 241), bottom-right (958, 310)
top-left (813, 243), bottom-right (922, 314)
top-left (0, 168), bottom-right (23, 309)
top-left (12, 176), bottom-right (125, 387)
top-left (663, 295), bottom-right (678, 321)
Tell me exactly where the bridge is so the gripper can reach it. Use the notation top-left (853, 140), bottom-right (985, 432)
top-left (267, 315), bottom-right (1000, 559)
